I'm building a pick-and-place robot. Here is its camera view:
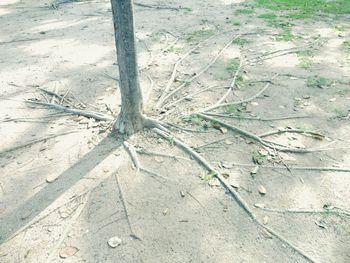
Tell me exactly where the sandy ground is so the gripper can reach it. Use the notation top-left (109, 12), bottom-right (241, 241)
top-left (0, 0), bottom-right (349, 262)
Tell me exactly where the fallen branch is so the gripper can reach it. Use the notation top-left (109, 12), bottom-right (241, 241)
top-left (26, 100), bottom-right (114, 121)
top-left (202, 58), bottom-right (243, 112)
top-left (202, 74), bottom-right (278, 112)
top-left (38, 88), bottom-right (73, 106)
top-left (194, 136), bottom-right (233, 150)
top-left (160, 34), bottom-right (241, 108)
top-left (163, 85), bottom-right (220, 109)
top-left (247, 39), bottom-right (326, 64)
top-left (0, 130), bottom-right (78, 155)
top-left (153, 128), bottom-right (318, 263)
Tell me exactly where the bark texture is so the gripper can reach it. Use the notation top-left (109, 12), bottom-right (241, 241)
top-left (111, 0), bottom-right (145, 135)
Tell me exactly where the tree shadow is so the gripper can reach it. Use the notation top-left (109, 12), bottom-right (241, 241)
top-left (0, 132), bottom-right (124, 243)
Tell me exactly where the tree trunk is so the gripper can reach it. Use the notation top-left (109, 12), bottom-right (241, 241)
top-left (111, 0), bottom-right (145, 135)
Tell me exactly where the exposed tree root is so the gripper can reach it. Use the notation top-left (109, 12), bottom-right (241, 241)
top-left (114, 173), bottom-right (141, 240)
top-left (259, 128), bottom-right (324, 139)
top-left (153, 128), bottom-right (318, 263)
top-left (0, 130), bottom-right (78, 155)
top-left (123, 141), bottom-right (142, 172)
top-left (196, 113), bottom-right (310, 153)
top-left (134, 2), bottom-right (190, 11)
top-left (26, 100), bottom-right (114, 121)
top-left (202, 112), bottom-right (311, 121)
top-left (256, 206), bottom-right (350, 217)
top-left (136, 148), bottom-right (191, 161)
top-left (201, 74), bottom-right (278, 112)
top-left (124, 141), bottom-right (170, 182)
top-left (226, 162), bottom-right (350, 173)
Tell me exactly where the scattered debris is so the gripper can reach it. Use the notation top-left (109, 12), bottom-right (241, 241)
top-left (107, 236), bottom-right (122, 248)
top-left (59, 246), bottom-right (79, 258)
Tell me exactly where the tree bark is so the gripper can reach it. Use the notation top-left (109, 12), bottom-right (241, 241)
top-left (111, 0), bottom-right (145, 135)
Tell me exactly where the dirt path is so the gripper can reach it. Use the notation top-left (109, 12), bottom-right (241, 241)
top-left (0, 0), bottom-right (349, 262)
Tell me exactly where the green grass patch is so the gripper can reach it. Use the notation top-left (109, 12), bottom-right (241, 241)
top-left (276, 29), bottom-right (294, 41)
top-left (230, 21), bottom-right (241, 26)
top-left (180, 114), bottom-right (212, 130)
top-left (226, 58), bottom-right (240, 72)
top-left (232, 37), bottom-right (250, 46)
top-left (343, 40), bottom-right (350, 52)
top-left (297, 50), bottom-right (313, 69)
top-left (333, 108), bottom-right (348, 119)
top-left (256, 0), bottom-right (350, 19)
top-left (186, 29), bottom-right (214, 42)
top-left (306, 76), bottom-right (332, 88)
top-left (235, 8), bottom-right (256, 15)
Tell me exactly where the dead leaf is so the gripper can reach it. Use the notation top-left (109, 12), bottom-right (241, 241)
top-left (59, 209), bottom-right (70, 219)
top-left (222, 173), bottom-right (230, 179)
top-left (107, 236), bottom-right (122, 248)
top-left (254, 203), bottom-right (265, 208)
top-left (314, 220), bottom-right (327, 229)
top-left (208, 178), bottom-right (220, 187)
top-left (250, 166), bottom-right (259, 176)
top-left (46, 174), bottom-right (59, 183)
top-left (222, 162), bottom-right (233, 169)
top-left (59, 246), bottom-right (79, 258)
top-left (224, 139), bottom-right (233, 145)
top-left (163, 208), bottom-right (169, 215)
top-left (263, 216), bottom-right (269, 225)
top-left (258, 149), bottom-right (269, 156)
top-left (258, 185), bottom-right (267, 195)
top-left (229, 180), bottom-right (239, 189)
top-left (154, 156), bottom-right (164, 163)
top-left (219, 127), bottom-right (228, 134)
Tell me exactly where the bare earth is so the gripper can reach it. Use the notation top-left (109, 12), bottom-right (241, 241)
top-left (0, 0), bottom-right (349, 262)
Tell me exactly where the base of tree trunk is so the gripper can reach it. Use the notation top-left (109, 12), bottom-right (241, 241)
top-left (113, 112), bottom-right (146, 135)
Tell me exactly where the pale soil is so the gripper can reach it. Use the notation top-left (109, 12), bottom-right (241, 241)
top-left (0, 0), bottom-right (349, 262)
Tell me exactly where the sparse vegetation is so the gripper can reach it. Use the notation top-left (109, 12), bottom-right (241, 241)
top-left (235, 8), bottom-right (255, 15)
top-left (343, 40), bottom-right (350, 52)
top-left (226, 58), bottom-right (240, 72)
top-left (256, 0), bottom-right (350, 18)
top-left (306, 76), bottom-right (333, 88)
top-left (297, 50), bottom-right (313, 69)
top-left (186, 29), bottom-right (214, 42)
top-left (232, 37), bottom-right (250, 46)
top-left (333, 108), bottom-right (348, 119)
